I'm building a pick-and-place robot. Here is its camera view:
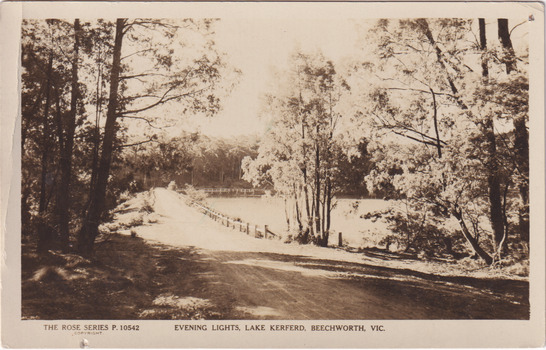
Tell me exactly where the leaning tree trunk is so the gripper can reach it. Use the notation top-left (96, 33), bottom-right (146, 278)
top-left (452, 208), bottom-right (493, 265)
top-left (57, 18), bottom-right (81, 253)
top-left (78, 19), bottom-right (125, 256)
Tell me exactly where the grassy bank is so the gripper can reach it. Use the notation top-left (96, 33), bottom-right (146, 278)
top-left (22, 234), bottom-right (232, 320)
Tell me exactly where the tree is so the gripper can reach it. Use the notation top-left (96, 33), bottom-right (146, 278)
top-left (497, 18), bottom-right (529, 242)
top-left (353, 18), bottom-right (529, 263)
top-left (78, 18), bottom-right (234, 255)
top-left (56, 18), bottom-right (81, 252)
top-left (21, 19), bottom-right (77, 252)
top-left (21, 18), bottom-right (237, 256)
top-left (243, 51), bottom-right (349, 246)
top-left (78, 19), bottom-right (125, 256)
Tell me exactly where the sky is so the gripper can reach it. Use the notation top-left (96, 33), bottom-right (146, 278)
top-left (145, 17), bottom-right (529, 140)
top-left (174, 17), bottom-right (529, 139)
top-left (184, 18), bottom-right (361, 138)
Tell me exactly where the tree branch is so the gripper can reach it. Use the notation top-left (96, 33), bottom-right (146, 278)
top-left (386, 87), bottom-right (457, 100)
top-left (119, 72), bottom-right (170, 80)
top-left (120, 86), bottom-right (208, 115)
top-left (509, 20), bottom-right (527, 37)
top-left (120, 48), bottom-right (155, 61)
top-left (118, 114), bottom-right (162, 129)
top-left (115, 137), bottom-right (157, 149)
top-left (372, 111), bottom-right (448, 146)
top-left (391, 130), bottom-right (441, 147)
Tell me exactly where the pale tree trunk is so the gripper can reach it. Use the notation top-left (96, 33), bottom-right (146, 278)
top-left (300, 112), bottom-right (312, 239)
top-left (284, 197), bottom-right (290, 231)
top-left (314, 137), bottom-right (321, 237)
top-left (326, 177), bottom-right (332, 233)
top-left (293, 184), bottom-right (302, 230)
top-left (321, 180), bottom-right (326, 239)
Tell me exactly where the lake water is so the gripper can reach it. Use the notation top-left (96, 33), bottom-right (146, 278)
top-left (204, 197), bottom-right (391, 248)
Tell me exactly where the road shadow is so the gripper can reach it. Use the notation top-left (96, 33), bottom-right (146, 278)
top-left (207, 250), bottom-right (529, 320)
top-left (22, 234), bottom-right (529, 320)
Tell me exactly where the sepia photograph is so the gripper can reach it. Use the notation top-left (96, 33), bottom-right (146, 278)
top-left (1, 1), bottom-right (545, 348)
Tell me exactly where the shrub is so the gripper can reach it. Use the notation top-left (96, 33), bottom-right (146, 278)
top-left (140, 198), bottom-right (154, 214)
top-left (127, 216), bottom-right (144, 228)
top-left (182, 184), bottom-right (208, 203)
top-left (364, 204), bottom-right (465, 259)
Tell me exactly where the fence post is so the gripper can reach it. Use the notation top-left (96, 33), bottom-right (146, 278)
top-left (264, 225), bottom-right (268, 239)
top-left (246, 223), bottom-right (249, 235)
top-left (254, 225), bottom-right (258, 237)
top-left (338, 232), bottom-right (343, 247)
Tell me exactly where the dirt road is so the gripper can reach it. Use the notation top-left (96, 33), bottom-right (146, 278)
top-left (130, 188), bottom-right (529, 320)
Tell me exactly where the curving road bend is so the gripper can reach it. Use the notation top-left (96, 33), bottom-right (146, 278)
top-left (131, 188), bottom-right (529, 320)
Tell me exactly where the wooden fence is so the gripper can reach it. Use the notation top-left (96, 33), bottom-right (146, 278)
top-left (196, 188), bottom-right (267, 196)
top-left (180, 193), bottom-right (346, 247)
top-left (185, 196), bottom-right (278, 239)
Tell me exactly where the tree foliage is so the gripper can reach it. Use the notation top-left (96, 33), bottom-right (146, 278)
top-left (21, 17), bottom-right (529, 268)
top-left (21, 18), bottom-right (238, 255)
top-left (351, 18), bottom-right (529, 264)
top-left (243, 51), bottom-right (356, 245)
